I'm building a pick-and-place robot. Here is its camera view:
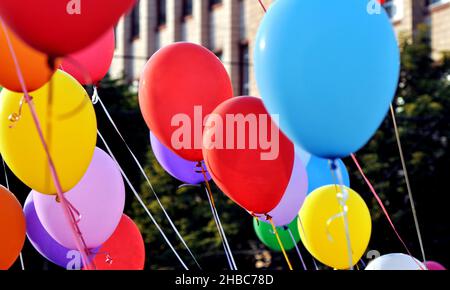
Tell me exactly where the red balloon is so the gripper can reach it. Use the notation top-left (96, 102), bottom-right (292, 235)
top-left (90, 215), bottom-right (145, 270)
top-left (0, 0), bottom-right (134, 56)
top-left (61, 28), bottom-right (115, 85)
top-left (202, 96), bottom-right (295, 214)
top-left (139, 42), bottom-right (233, 162)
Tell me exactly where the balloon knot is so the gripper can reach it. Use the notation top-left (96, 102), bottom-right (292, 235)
top-left (91, 86), bottom-right (99, 104)
top-left (8, 95), bottom-right (33, 128)
top-left (105, 254), bottom-right (113, 265)
top-left (330, 160), bottom-right (338, 170)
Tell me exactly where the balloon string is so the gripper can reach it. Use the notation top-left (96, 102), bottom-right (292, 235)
top-left (199, 163), bottom-right (216, 209)
top-left (97, 130), bottom-right (189, 270)
top-left (286, 226), bottom-right (307, 270)
top-left (2, 158), bottom-right (10, 191)
top-left (199, 163), bottom-right (238, 270)
top-left (1, 156), bottom-right (25, 270)
top-left (45, 59), bottom-right (55, 196)
top-left (389, 105), bottom-right (427, 264)
top-left (297, 217), bottom-right (320, 270)
top-left (92, 89), bottom-right (201, 270)
top-left (19, 253), bottom-right (25, 270)
top-left (0, 20), bottom-right (93, 270)
top-left (257, 0), bottom-right (267, 12)
top-left (266, 216), bottom-right (293, 270)
top-left (350, 153), bottom-right (425, 270)
top-left (329, 160), bottom-right (354, 270)
top-left (60, 198), bottom-right (82, 224)
top-left (204, 185), bottom-right (234, 270)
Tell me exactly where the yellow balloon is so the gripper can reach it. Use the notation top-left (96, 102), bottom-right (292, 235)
top-left (298, 185), bottom-right (371, 270)
top-left (0, 70), bottom-right (97, 194)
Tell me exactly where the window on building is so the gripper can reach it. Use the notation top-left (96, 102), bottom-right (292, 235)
top-left (182, 0), bottom-right (193, 18)
top-left (209, 0), bottom-right (223, 10)
top-left (157, 0), bottom-right (167, 27)
top-left (239, 44), bottom-right (250, 96)
top-left (130, 1), bottom-right (140, 41)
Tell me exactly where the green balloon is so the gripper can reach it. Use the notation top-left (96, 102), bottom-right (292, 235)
top-left (253, 217), bottom-right (301, 252)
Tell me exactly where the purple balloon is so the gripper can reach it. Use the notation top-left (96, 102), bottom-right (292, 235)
top-left (23, 194), bottom-right (98, 269)
top-left (150, 131), bottom-right (211, 184)
top-left (257, 149), bottom-right (308, 226)
top-left (33, 147), bottom-right (125, 249)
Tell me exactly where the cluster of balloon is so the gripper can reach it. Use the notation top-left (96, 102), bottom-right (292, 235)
top-left (0, 70), bottom-right (97, 194)
top-left (299, 185), bottom-right (372, 270)
top-left (0, 0), bottom-right (138, 270)
top-left (365, 253), bottom-right (425, 270)
top-left (254, 218), bottom-right (301, 252)
top-left (202, 96), bottom-right (304, 217)
top-left (24, 194), bottom-right (99, 269)
top-left (89, 215), bottom-right (145, 270)
top-left (150, 131), bottom-right (211, 185)
top-left (139, 42), bottom-right (234, 162)
top-left (0, 25), bottom-right (58, 92)
top-left (254, 0), bottom-right (400, 158)
top-left (0, 0), bottom-right (135, 56)
top-left (61, 28), bottom-right (115, 85)
top-left (0, 186), bottom-right (26, 269)
top-left (32, 148), bottom-right (125, 250)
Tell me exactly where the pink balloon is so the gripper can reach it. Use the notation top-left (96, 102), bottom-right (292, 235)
top-left (425, 261), bottom-right (446, 270)
top-left (61, 29), bottom-right (115, 85)
top-left (33, 147), bottom-right (125, 250)
top-left (256, 149), bottom-right (308, 226)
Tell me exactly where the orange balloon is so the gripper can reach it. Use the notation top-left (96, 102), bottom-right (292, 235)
top-left (0, 24), bottom-right (58, 92)
top-left (0, 185), bottom-right (26, 269)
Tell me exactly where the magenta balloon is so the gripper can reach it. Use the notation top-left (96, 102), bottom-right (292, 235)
top-left (425, 261), bottom-right (446, 270)
top-left (33, 147), bottom-right (125, 249)
top-left (61, 28), bottom-right (115, 85)
top-left (150, 131), bottom-right (211, 184)
top-left (257, 149), bottom-right (308, 226)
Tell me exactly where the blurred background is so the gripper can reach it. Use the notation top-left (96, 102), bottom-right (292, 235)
top-left (4, 0), bottom-right (450, 270)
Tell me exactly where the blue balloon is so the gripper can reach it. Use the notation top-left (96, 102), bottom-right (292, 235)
top-left (254, 0), bottom-right (400, 158)
top-left (306, 156), bottom-right (350, 195)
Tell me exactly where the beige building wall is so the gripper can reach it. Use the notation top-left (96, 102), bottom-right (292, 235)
top-left (389, 0), bottom-right (450, 57)
top-left (110, 0), bottom-right (449, 93)
top-left (429, 1), bottom-right (450, 58)
top-left (389, 0), bottom-right (415, 38)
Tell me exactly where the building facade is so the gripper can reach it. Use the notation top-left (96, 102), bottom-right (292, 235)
top-left (110, 0), bottom-right (450, 96)
top-left (385, 0), bottom-right (450, 58)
